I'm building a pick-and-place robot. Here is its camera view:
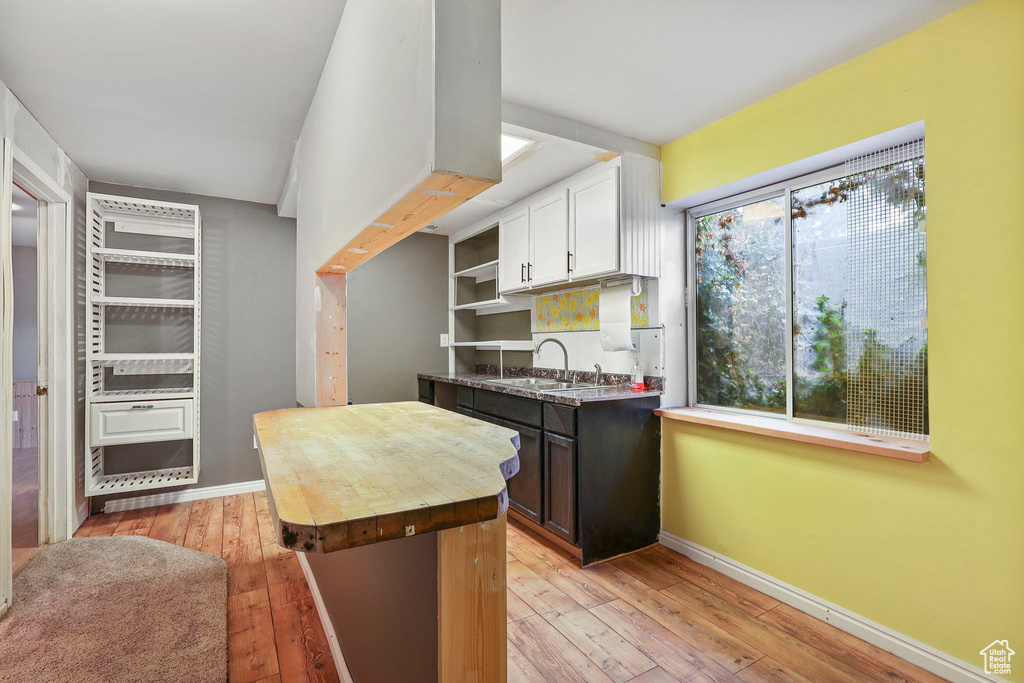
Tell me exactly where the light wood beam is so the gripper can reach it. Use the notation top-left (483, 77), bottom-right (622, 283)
top-left (439, 516), bottom-right (508, 683)
top-left (315, 273), bottom-right (347, 408)
top-left (316, 170), bottom-right (495, 275)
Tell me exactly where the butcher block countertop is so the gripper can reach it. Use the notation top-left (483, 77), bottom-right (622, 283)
top-left (253, 401), bottom-right (520, 553)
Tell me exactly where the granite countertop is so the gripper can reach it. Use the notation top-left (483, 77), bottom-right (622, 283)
top-left (418, 371), bottom-right (663, 406)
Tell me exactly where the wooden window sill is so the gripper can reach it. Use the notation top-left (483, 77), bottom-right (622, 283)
top-left (655, 407), bottom-right (930, 463)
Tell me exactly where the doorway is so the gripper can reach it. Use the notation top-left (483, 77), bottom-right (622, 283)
top-left (10, 182), bottom-right (41, 575)
top-left (2, 138), bottom-right (75, 616)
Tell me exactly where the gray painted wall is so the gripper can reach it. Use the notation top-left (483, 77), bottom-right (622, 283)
top-left (12, 245), bottom-right (37, 381)
top-left (90, 182), bottom-right (296, 498)
top-left (347, 232), bottom-right (448, 404)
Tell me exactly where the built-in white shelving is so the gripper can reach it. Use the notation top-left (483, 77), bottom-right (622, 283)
top-left (85, 192), bottom-right (202, 496)
top-left (93, 247), bottom-right (196, 267)
top-left (449, 340), bottom-right (534, 352)
top-left (92, 296), bottom-right (196, 308)
top-left (452, 259), bottom-right (499, 279)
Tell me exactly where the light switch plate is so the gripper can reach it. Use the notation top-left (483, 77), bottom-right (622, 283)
top-left (440, 333), bottom-right (449, 348)
top-left (11, 410), bottom-right (18, 422)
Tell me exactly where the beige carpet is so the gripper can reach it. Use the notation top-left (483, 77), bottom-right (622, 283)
top-left (0, 536), bottom-right (227, 682)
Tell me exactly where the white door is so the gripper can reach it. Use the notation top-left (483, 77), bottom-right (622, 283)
top-left (569, 166), bottom-right (620, 279)
top-left (1, 138), bottom-right (14, 615)
top-left (498, 209), bottom-right (530, 293)
top-left (529, 189), bottom-right (569, 287)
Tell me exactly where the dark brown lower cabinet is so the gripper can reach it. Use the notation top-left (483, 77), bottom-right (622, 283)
top-left (494, 418), bottom-right (543, 525)
top-left (421, 378), bottom-right (660, 564)
top-left (543, 432), bottom-right (576, 544)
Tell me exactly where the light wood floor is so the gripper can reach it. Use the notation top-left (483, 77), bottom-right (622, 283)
top-left (74, 493), bottom-right (947, 683)
top-left (12, 446), bottom-right (39, 576)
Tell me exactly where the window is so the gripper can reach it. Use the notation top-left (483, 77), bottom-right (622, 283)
top-left (688, 140), bottom-right (928, 439)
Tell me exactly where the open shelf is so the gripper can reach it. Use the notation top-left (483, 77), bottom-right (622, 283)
top-left (94, 247), bottom-right (195, 268)
top-left (449, 340), bottom-right (535, 352)
top-left (451, 298), bottom-right (530, 316)
top-left (92, 296), bottom-right (195, 308)
top-left (94, 353), bottom-right (194, 361)
top-left (87, 466), bottom-right (198, 494)
top-left (452, 297), bottom-right (503, 311)
top-left (452, 259), bottom-right (498, 279)
top-left (92, 353), bottom-right (195, 375)
top-left (453, 225), bottom-right (499, 273)
top-left (90, 387), bottom-right (195, 403)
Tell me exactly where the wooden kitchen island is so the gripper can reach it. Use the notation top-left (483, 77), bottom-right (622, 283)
top-left (253, 401), bottom-right (520, 683)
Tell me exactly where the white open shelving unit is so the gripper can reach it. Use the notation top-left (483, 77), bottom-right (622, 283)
top-left (448, 225), bottom-right (533, 372)
top-left (85, 193), bottom-right (202, 495)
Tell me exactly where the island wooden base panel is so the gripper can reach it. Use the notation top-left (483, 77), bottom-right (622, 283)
top-left (76, 492), bottom-right (946, 683)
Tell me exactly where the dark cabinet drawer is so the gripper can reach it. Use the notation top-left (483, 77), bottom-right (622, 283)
top-left (543, 403), bottom-right (576, 437)
top-left (473, 389), bottom-right (542, 428)
top-left (456, 385), bottom-right (474, 409)
top-left (543, 432), bottom-right (577, 544)
top-left (417, 379), bottom-right (434, 404)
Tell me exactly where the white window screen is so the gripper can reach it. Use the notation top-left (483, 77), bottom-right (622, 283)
top-left (844, 140), bottom-right (927, 438)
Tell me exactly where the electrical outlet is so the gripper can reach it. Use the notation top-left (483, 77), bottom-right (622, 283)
top-left (11, 410), bottom-right (18, 422)
top-left (440, 333), bottom-right (449, 348)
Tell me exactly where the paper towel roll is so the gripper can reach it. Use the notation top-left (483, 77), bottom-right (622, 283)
top-left (599, 280), bottom-right (638, 352)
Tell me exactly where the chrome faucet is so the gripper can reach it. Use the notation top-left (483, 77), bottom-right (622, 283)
top-left (536, 338), bottom-right (569, 379)
top-left (594, 363), bottom-right (603, 385)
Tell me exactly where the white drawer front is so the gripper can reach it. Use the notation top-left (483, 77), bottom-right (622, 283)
top-left (90, 399), bottom-right (194, 447)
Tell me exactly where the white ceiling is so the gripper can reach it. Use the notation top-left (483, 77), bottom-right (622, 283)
top-left (0, 0), bottom-right (347, 204)
top-left (430, 124), bottom-right (608, 236)
top-left (0, 0), bottom-right (973, 207)
top-left (11, 184), bottom-right (37, 247)
top-left (502, 0), bottom-right (974, 144)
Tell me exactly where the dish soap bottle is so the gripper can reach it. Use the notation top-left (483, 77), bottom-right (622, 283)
top-left (630, 356), bottom-right (645, 392)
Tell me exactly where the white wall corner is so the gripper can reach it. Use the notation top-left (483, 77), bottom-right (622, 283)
top-left (277, 141), bottom-right (300, 219)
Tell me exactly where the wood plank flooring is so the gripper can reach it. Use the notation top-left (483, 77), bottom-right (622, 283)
top-left (75, 492), bottom-right (337, 683)
top-left (73, 494), bottom-right (947, 683)
top-left (12, 446), bottom-right (39, 576)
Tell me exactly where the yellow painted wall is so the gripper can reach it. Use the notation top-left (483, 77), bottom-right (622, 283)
top-left (660, 0), bottom-right (1024, 677)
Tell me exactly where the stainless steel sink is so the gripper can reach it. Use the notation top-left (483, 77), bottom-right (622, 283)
top-left (485, 377), bottom-right (599, 392)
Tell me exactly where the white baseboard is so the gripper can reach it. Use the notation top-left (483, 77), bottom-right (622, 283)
top-left (102, 479), bottom-right (267, 513)
top-left (658, 530), bottom-right (1005, 683)
top-left (296, 552), bottom-right (355, 683)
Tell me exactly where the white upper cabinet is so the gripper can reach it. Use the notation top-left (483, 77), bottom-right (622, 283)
top-left (529, 189), bottom-right (569, 286)
top-left (498, 209), bottom-right (530, 293)
top-left (569, 166), bottom-right (619, 279)
top-left (479, 154), bottom-right (659, 295)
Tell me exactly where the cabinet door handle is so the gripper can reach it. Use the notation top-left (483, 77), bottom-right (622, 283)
top-left (567, 251), bottom-right (573, 273)
top-left (130, 404), bottom-right (155, 410)
top-left (527, 263), bottom-right (533, 281)
top-left (521, 263), bottom-right (526, 283)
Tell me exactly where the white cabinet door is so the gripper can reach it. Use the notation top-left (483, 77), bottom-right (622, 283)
top-left (529, 190), bottom-right (569, 286)
top-left (499, 209), bottom-right (530, 293)
top-left (569, 166), bottom-right (620, 279)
